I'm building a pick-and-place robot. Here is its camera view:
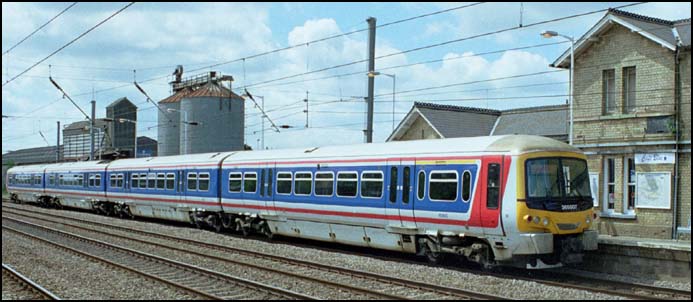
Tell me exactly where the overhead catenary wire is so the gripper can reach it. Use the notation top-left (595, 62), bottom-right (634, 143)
top-left (3, 2), bottom-right (135, 87)
top-left (2, 2), bottom-right (78, 55)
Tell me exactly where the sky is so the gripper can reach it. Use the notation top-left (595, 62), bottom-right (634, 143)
top-left (2, 2), bottom-right (691, 154)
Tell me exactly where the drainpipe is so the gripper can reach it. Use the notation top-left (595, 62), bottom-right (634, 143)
top-left (672, 46), bottom-right (681, 240)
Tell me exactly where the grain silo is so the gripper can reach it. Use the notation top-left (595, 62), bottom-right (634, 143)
top-left (158, 69), bottom-right (244, 155)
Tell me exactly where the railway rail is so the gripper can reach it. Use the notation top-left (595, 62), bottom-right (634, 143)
top-left (2, 202), bottom-right (506, 300)
top-left (2, 263), bottom-right (61, 300)
top-left (4, 201), bottom-right (690, 300)
top-left (2, 216), bottom-right (314, 300)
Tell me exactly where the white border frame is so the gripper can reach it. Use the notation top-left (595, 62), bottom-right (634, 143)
top-left (428, 170), bottom-right (459, 202)
top-left (336, 171), bottom-right (358, 198)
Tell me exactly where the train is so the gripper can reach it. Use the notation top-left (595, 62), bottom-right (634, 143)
top-left (6, 135), bottom-right (598, 269)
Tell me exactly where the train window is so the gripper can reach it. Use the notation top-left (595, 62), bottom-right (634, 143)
top-left (462, 170), bottom-right (472, 202)
top-left (165, 173), bottom-right (175, 190)
top-left (187, 172), bottom-right (198, 191)
top-left (403, 167), bottom-right (410, 204)
top-left (417, 171), bottom-right (425, 200)
top-left (148, 173), bottom-right (156, 189)
top-left (389, 167), bottom-right (398, 203)
top-left (244, 172), bottom-right (257, 193)
top-left (294, 172), bottom-right (312, 196)
top-left (276, 172), bottom-right (292, 195)
top-left (35, 175), bottom-right (42, 185)
top-left (337, 172), bottom-right (358, 197)
top-left (89, 175), bottom-right (95, 187)
top-left (429, 171), bottom-right (458, 202)
top-left (94, 174), bottom-right (101, 187)
top-left (59, 175), bottom-right (64, 186)
top-left (198, 173), bottom-right (210, 191)
top-left (260, 170), bottom-right (266, 197)
top-left (139, 173), bottom-right (147, 188)
top-left (229, 172), bottom-right (242, 192)
top-left (77, 174), bottom-right (84, 187)
top-left (49, 174), bottom-right (55, 186)
top-left (487, 164), bottom-right (500, 209)
top-left (110, 174), bottom-right (117, 187)
top-left (157, 173), bottom-right (165, 189)
top-left (131, 174), bottom-right (139, 188)
top-left (361, 171), bottom-right (383, 199)
top-left (116, 174), bottom-right (123, 188)
top-left (315, 172), bottom-right (334, 197)
top-left (268, 169), bottom-right (273, 197)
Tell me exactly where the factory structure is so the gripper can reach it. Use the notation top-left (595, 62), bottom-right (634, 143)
top-left (158, 68), bottom-right (245, 156)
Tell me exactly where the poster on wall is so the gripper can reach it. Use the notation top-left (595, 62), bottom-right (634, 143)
top-left (636, 172), bottom-right (671, 209)
top-left (589, 172), bottom-right (599, 207)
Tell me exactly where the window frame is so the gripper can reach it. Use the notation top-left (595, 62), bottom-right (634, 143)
top-left (198, 172), bottom-right (210, 192)
top-left (428, 170), bottom-right (459, 202)
top-left (462, 170), bottom-right (472, 202)
top-left (360, 170), bottom-right (384, 199)
top-left (243, 172), bottom-right (257, 193)
top-left (293, 171), bottom-right (313, 196)
top-left (165, 173), bottom-right (175, 190)
top-left (314, 171), bottom-right (335, 197)
top-left (603, 157), bottom-right (616, 212)
top-left (336, 171), bottom-right (358, 198)
top-left (623, 66), bottom-right (636, 113)
top-left (276, 172), bottom-right (293, 195)
top-left (187, 172), bottom-right (198, 191)
top-left (602, 69), bottom-right (616, 114)
top-left (623, 156), bottom-right (636, 215)
top-left (228, 172), bottom-right (243, 193)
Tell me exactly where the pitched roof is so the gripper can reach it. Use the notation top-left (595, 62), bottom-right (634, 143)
top-left (551, 8), bottom-right (691, 68)
top-left (492, 104), bottom-right (568, 139)
top-left (387, 102), bottom-right (500, 141)
top-left (159, 82), bottom-right (244, 103)
top-left (106, 97), bottom-right (136, 109)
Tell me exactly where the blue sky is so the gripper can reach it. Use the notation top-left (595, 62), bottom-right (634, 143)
top-left (2, 2), bottom-right (691, 154)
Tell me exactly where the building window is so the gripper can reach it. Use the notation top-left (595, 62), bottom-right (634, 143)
top-left (624, 157), bottom-right (636, 214)
top-left (602, 69), bottom-right (616, 114)
top-left (604, 158), bottom-right (616, 211)
top-left (623, 66), bottom-right (636, 113)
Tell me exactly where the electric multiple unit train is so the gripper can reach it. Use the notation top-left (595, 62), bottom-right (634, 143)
top-left (6, 135), bottom-right (598, 269)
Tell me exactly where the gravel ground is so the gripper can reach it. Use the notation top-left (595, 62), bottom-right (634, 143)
top-left (557, 267), bottom-right (691, 292)
top-left (3, 203), bottom-right (675, 299)
top-left (1, 227), bottom-right (200, 300)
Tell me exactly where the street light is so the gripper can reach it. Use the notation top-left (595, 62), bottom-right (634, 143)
top-left (167, 108), bottom-right (192, 155)
top-left (541, 30), bottom-right (574, 145)
top-left (368, 71), bottom-right (397, 132)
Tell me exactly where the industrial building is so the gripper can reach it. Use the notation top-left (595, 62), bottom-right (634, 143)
top-left (158, 69), bottom-right (245, 156)
top-left (62, 118), bottom-right (112, 160)
top-left (106, 97), bottom-right (137, 157)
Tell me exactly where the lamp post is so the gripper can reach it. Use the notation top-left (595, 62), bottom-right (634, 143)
top-left (167, 108), bottom-right (190, 155)
top-left (368, 71), bottom-right (397, 132)
top-left (541, 30), bottom-right (574, 145)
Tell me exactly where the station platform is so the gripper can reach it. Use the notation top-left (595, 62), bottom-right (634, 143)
top-left (580, 234), bottom-right (691, 282)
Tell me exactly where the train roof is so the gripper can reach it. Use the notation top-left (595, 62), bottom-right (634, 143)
top-left (6, 163), bottom-right (56, 174)
top-left (223, 135), bottom-right (581, 164)
top-left (106, 151), bottom-right (237, 170)
top-left (44, 160), bottom-right (111, 173)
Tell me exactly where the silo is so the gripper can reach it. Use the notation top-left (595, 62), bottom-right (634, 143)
top-left (157, 92), bottom-right (184, 156)
top-left (180, 79), bottom-right (245, 154)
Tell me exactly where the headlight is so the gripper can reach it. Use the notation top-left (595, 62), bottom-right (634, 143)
top-left (586, 215), bottom-right (591, 224)
top-left (533, 216), bottom-right (540, 224)
top-left (542, 217), bottom-right (550, 226)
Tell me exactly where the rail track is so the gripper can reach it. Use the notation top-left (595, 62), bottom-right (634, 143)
top-left (2, 203), bottom-right (506, 300)
top-left (2, 216), bottom-right (314, 300)
top-left (5, 201), bottom-right (690, 300)
top-left (2, 263), bottom-right (61, 300)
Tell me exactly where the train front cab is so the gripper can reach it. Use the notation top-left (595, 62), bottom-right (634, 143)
top-left (506, 151), bottom-right (598, 269)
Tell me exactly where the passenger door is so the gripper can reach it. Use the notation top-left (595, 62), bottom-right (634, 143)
top-left (480, 155), bottom-right (504, 235)
top-left (386, 159), bottom-right (416, 229)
